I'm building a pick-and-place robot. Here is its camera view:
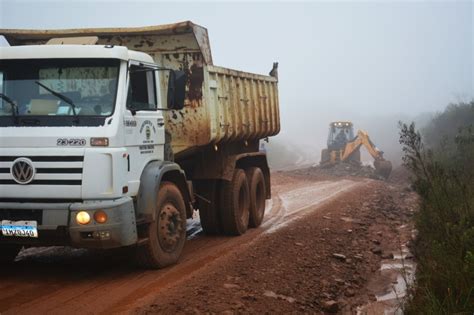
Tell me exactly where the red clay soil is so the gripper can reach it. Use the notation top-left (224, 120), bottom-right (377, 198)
top-left (136, 170), bottom-right (417, 314)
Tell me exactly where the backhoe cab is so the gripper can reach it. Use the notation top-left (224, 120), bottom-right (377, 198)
top-left (320, 121), bottom-right (392, 179)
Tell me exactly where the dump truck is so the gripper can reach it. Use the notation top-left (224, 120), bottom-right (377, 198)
top-left (320, 121), bottom-right (392, 178)
top-left (0, 21), bottom-right (280, 268)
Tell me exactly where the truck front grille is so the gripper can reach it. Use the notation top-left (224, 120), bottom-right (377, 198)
top-left (0, 155), bottom-right (83, 186)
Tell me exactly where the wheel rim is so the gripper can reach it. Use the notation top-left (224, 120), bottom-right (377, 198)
top-left (158, 202), bottom-right (183, 253)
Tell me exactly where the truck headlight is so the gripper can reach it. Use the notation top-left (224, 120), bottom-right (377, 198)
top-left (76, 211), bottom-right (91, 225)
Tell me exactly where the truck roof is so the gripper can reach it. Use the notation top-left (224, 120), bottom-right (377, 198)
top-left (0, 21), bottom-right (213, 65)
top-left (0, 44), bottom-right (154, 63)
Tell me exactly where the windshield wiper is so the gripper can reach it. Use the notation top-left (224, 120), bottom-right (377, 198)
top-left (0, 93), bottom-right (19, 122)
top-left (34, 81), bottom-right (78, 117)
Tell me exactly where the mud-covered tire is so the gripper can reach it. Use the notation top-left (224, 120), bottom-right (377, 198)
top-left (136, 181), bottom-right (187, 269)
top-left (246, 167), bottom-right (266, 228)
top-left (220, 169), bottom-right (250, 236)
top-left (320, 148), bottom-right (330, 164)
top-left (195, 180), bottom-right (221, 235)
top-left (0, 245), bottom-right (21, 264)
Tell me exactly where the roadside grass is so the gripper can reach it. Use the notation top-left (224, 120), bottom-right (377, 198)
top-left (399, 102), bottom-right (474, 314)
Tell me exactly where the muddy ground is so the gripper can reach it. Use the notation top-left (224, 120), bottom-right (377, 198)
top-left (0, 167), bottom-right (417, 314)
top-left (137, 169), bottom-right (417, 314)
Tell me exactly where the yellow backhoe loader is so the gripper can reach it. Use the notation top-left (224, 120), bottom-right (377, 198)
top-left (320, 121), bottom-right (392, 178)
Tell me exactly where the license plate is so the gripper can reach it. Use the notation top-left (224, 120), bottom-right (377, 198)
top-left (1, 220), bottom-right (38, 238)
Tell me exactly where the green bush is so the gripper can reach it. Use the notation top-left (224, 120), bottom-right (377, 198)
top-left (399, 102), bottom-right (474, 314)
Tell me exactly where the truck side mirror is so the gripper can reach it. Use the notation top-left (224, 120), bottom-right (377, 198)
top-left (167, 70), bottom-right (186, 110)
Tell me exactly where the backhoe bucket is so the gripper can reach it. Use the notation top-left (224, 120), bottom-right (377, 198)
top-left (374, 159), bottom-right (392, 179)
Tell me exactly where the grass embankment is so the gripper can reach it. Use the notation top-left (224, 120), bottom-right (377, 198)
top-left (400, 101), bottom-right (474, 314)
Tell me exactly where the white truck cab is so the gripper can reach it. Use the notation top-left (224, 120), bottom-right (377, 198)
top-left (0, 44), bottom-right (191, 267)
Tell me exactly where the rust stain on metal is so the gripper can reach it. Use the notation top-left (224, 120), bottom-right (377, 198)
top-left (187, 64), bottom-right (204, 106)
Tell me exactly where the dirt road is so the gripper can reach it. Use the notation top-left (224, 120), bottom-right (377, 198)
top-left (0, 170), bottom-right (415, 314)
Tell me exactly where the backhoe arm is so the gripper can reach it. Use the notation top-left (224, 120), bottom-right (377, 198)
top-left (341, 130), bottom-right (392, 178)
top-left (341, 130), bottom-right (384, 161)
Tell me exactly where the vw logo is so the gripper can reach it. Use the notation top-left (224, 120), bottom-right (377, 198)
top-left (11, 158), bottom-right (35, 184)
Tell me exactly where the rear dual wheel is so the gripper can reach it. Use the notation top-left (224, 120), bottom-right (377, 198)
top-left (220, 169), bottom-right (250, 235)
top-left (220, 167), bottom-right (267, 235)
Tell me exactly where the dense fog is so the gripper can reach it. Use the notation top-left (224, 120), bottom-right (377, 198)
top-left (1, 1), bottom-right (472, 170)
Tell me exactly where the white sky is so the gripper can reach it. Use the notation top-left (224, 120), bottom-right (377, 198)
top-left (0, 0), bottom-right (472, 156)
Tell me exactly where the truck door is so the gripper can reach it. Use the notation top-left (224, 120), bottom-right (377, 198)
top-left (123, 62), bottom-right (165, 166)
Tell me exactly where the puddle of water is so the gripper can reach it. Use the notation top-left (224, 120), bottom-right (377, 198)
top-left (357, 239), bottom-right (416, 315)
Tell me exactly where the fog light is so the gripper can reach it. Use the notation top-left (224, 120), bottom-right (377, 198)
top-left (76, 211), bottom-right (91, 225)
top-left (94, 210), bottom-right (108, 224)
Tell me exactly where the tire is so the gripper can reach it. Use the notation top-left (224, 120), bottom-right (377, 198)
top-left (220, 169), bottom-right (250, 236)
top-left (136, 181), bottom-right (187, 269)
top-left (320, 148), bottom-right (330, 165)
top-left (246, 167), bottom-right (266, 228)
top-left (0, 245), bottom-right (21, 265)
top-left (195, 180), bottom-right (221, 235)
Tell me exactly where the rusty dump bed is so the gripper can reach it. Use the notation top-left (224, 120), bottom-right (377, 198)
top-left (1, 21), bottom-right (280, 155)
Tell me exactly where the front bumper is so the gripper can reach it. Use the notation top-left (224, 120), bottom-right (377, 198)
top-left (0, 197), bottom-right (138, 249)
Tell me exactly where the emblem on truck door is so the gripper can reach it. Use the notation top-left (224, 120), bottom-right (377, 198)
top-left (11, 158), bottom-right (35, 184)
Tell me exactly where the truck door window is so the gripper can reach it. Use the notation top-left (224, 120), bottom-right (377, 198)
top-left (127, 65), bottom-right (157, 111)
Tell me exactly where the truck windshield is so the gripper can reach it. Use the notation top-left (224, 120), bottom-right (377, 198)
top-left (0, 58), bottom-right (119, 125)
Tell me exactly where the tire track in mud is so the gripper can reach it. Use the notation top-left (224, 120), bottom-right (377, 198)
top-left (266, 179), bottom-right (364, 233)
top-left (0, 176), bottom-right (367, 314)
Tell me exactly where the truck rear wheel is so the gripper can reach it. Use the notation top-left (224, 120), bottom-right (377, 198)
top-left (220, 169), bottom-right (250, 236)
top-left (246, 167), bottom-right (266, 228)
top-left (0, 245), bottom-right (21, 264)
top-left (136, 181), bottom-right (186, 269)
top-left (196, 180), bottom-right (221, 235)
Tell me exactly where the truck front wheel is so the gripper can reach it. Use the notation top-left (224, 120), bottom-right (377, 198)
top-left (0, 245), bottom-right (21, 264)
top-left (136, 181), bottom-right (186, 269)
top-left (220, 169), bottom-right (250, 236)
top-left (246, 167), bottom-right (266, 228)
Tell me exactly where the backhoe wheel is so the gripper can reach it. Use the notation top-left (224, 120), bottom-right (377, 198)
top-left (320, 149), bottom-right (330, 165)
top-left (195, 180), bottom-right (221, 235)
top-left (220, 169), bottom-right (250, 236)
top-left (136, 181), bottom-right (186, 269)
top-left (0, 245), bottom-right (21, 265)
top-left (246, 167), bottom-right (266, 228)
